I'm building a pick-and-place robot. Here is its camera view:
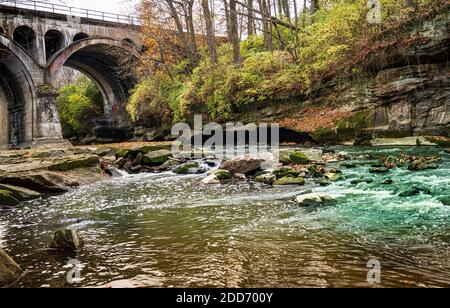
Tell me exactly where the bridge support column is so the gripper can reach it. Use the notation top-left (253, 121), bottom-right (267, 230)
top-left (33, 84), bottom-right (66, 146)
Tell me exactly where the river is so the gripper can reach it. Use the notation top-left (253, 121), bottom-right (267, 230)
top-left (0, 146), bottom-right (449, 288)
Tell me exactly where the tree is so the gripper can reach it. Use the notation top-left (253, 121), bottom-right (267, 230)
top-left (201, 0), bottom-right (218, 64)
top-left (229, 0), bottom-right (241, 66)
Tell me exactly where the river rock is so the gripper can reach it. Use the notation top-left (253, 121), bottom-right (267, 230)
top-left (0, 184), bottom-right (40, 201)
top-left (201, 174), bottom-right (220, 185)
top-left (219, 158), bottom-right (262, 175)
top-left (0, 172), bottom-right (71, 194)
top-left (115, 149), bottom-right (130, 159)
top-left (294, 193), bottom-right (337, 207)
top-left (255, 173), bottom-right (277, 185)
top-left (141, 150), bottom-right (172, 166)
top-left (408, 160), bottom-right (438, 171)
top-left (370, 167), bottom-right (390, 174)
top-left (324, 171), bottom-right (342, 182)
top-left (174, 162), bottom-right (202, 174)
top-left (49, 229), bottom-right (84, 252)
top-left (93, 148), bottom-right (112, 157)
top-left (399, 186), bottom-right (431, 197)
top-left (0, 190), bottom-right (19, 207)
top-left (210, 169), bottom-right (232, 180)
top-left (274, 176), bottom-right (305, 186)
top-left (0, 247), bottom-right (22, 287)
top-left (445, 149), bottom-right (450, 154)
top-left (273, 167), bottom-right (302, 178)
top-left (351, 178), bottom-right (373, 185)
top-left (129, 145), bottom-right (172, 156)
top-left (115, 157), bottom-right (127, 168)
top-left (47, 155), bottom-right (99, 172)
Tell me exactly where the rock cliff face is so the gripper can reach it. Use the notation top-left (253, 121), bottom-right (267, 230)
top-left (274, 9), bottom-right (449, 144)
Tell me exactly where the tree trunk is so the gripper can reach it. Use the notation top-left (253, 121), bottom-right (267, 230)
top-left (201, 0), bottom-right (218, 64)
top-left (223, 0), bottom-right (234, 43)
top-left (229, 0), bottom-right (241, 66)
top-left (247, 0), bottom-right (255, 36)
top-left (310, 0), bottom-right (319, 14)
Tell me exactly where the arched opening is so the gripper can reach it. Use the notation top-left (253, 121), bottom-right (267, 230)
top-left (49, 39), bottom-right (139, 144)
top-left (13, 25), bottom-right (37, 55)
top-left (73, 32), bottom-right (89, 42)
top-left (45, 29), bottom-right (65, 60)
top-left (0, 26), bottom-right (5, 35)
top-left (0, 45), bottom-right (34, 148)
top-left (54, 67), bottom-right (105, 143)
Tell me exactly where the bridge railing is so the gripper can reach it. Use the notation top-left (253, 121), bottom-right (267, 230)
top-left (0, 0), bottom-right (139, 24)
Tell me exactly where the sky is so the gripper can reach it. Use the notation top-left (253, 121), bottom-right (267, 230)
top-left (49, 0), bottom-right (139, 14)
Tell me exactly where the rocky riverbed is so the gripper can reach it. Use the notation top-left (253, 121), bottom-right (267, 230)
top-left (0, 143), bottom-right (449, 287)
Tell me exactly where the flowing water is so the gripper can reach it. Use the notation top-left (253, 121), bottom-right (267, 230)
top-left (1, 146), bottom-right (449, 288)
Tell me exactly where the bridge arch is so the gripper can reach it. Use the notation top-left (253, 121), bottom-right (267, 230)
top-left (13, 25), bottom-right (38, 56)
top-left (73, 32), bottom-right (89, 42)
top-left (47, 37), bottom-right (139, 126)
top-left (0, 36), bottom-right (35, 148)
top-left (45, 29), bottom-right (66, 60)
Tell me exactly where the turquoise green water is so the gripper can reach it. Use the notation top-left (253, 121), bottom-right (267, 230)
top-left (0, 146), bottom-right (449, 288)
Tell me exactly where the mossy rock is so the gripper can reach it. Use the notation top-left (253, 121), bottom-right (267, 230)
top-left (255, 173), bottom-right (276, 185)
top-left (438, 195), bottom-right (450, 206)
top-left (115, 149), bottom-right (130, 159)
top-left (0, 190), bottom-right (19, 207)
top-left (351, 178), bottom-right (373, 185)
top-left (211, 169), bottom-right (232, 181)
top-left (289, 152), bottom-right (311, 165)
top-left (31, 149), bottom-right (66, 158)
top-left (174, 162), bottom-right (200, 174)
top-left (141, 150), bottom-right (172, 165)
top-left (273, 167), bottom-right (301, 178)
top-left (49, 229), bottom-right (84, 252)
top-left (129, 144), bottom-right (172, 156)
top-left (48, 155), bottom-right (99, 172)
top-left (0, 184), bottom-right (40, 201)
top-left (274, 176), bottom-right (305, 186)
top-left (94, 148), bottom-right (112, 157)
top-left (133, 152), bottom-right (143, 166)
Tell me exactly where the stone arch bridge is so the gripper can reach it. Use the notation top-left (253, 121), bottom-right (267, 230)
top-left (0, 1), bottom-right (142, 149)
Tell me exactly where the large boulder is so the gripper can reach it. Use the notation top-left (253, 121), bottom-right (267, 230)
top-left (0, 184), bottom-right (41, 201)
top-left (49, 229), bottom-right (84, 252)
top-left (273, 167), bottom-right (302, 178)
top-left (294, 193), bottom-right (337, 207)
top-left (129, 144), bottom-right (172, 156)
top-left (141, 150), bottom-right (172, 166)
top-left (0, 248), bottom-right (22, 287)
top-left (0, 172), bottom-right (71, 194)
top-left (47, 155), bottom-right (99, 172)
top-left (274, 176), bottom-right (305, 186)
top-left (219, 158), bottom-right (262, 175)
top-left (0, 190), bottom-right (19, 207)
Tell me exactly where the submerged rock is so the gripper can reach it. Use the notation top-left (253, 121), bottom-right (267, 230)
top-left (201, 174), bottom-right (220, 185)
top-left (0, 172), bottom-right (72, 194)
top-left (294, 193), bottom-right (337, 207)
top-left (274, 176), bottom-right (305, 186)
top-left (351, 178), bottom-right (373, 185)
top-left (0, 248), bottom-right (22, 287)
top-left (219, 158), bottom-right (262, 175)
top-left (49, 229), bottom-right (84, 252)
top-left (370, 167), bottom-right (390, 174)
top-left (0, 184), bottom-right (40, 201)
top-left (0, 190), bottom-right (19, 207)
top-left (399, 186), bottom-right (431, 197)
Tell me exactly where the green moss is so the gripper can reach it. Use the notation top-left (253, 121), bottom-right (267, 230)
top-left (212, 169), bottom-right (232, 180)
top-left (273, 176), bottom-right (305, 186)
top-left (273, 167), bottom-right (301, 178)
top-left (48, 156), bottom-right (99, 172)
top-left (289, 152), bottom-right (311, 165)
top-left (173, 162), bottom-right (199, 174)
top-left (310, 127), bottom-right (337, 143)
top-left (115, 149), bottom-right (130, 159)
top-left (0, 190), bottom-right (19, 207)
